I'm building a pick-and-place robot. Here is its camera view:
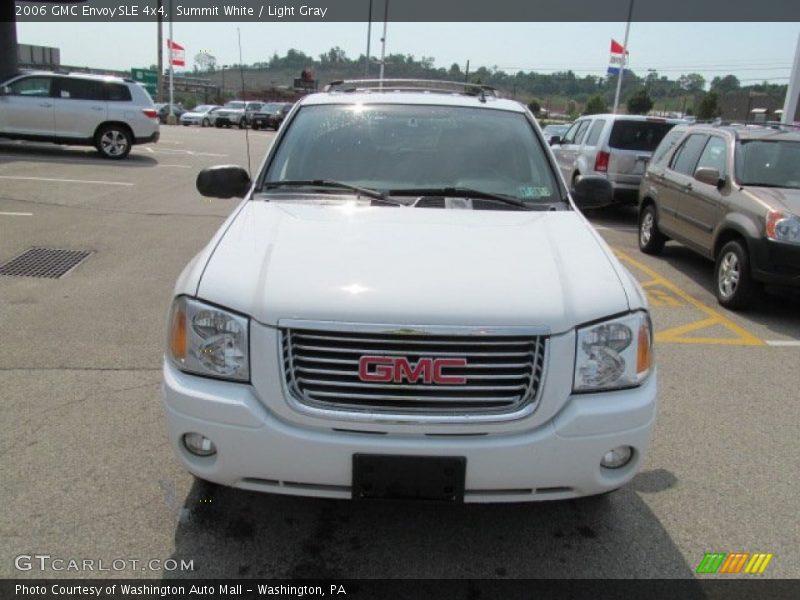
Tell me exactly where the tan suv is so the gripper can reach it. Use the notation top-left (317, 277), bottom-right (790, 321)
top-left (638, 123), bottom-right (800, 309)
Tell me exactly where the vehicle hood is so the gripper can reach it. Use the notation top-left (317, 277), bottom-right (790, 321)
top-left (744, 185), bottom-right (800, 214)
top-left (197, 200), bottom-right (630, 333)
top-left (217, 108), bottom-right (245, 115)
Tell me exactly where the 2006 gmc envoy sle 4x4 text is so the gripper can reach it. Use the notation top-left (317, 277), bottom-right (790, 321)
top-left (162, 80), bottom-right (657, 504)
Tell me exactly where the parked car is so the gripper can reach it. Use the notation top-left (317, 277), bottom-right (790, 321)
top-left (251, 102), bottom-right (294, 130)
top-left (162, 79), bottom-right (656, 504)
top-left (638, 122), bottom-right (800, 309)
top-left (154, 102), bottom-right (186, 124)
top-left (212, 100), bottom-right (256, 128)
top-left (180, 104), bottom-right (220, 127)
top-left (0, 71), bottom-right (159, 159)
top-left (542, 123), bottom-right (570, 144)
top-left (551, 114), bottom-right (684, 204)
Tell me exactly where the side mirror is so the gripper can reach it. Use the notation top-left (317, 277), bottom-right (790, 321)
top-left (549, 136), bottom-right (561, 146)
top-left (694, 167), bottom-right (724, 188)
top-left (571, 176), bottom-right (614, 210)
top-left (196, 165), bottom-right (251, 199)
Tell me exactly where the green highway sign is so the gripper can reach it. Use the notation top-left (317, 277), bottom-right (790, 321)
top-left (131, 68), bottom-right (158, 96)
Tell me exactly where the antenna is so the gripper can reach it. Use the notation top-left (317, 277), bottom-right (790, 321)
top-left (238, 27), bottom-right (252, 177)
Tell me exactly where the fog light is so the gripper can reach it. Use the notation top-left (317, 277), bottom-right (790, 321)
top-left (601, 446), bottom-right (633, 469)
top-left (183, 433), bottom-right (217, 457)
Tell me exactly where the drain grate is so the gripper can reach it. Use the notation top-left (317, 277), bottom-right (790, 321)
top-left (0, 247), bottom-right (92, 279)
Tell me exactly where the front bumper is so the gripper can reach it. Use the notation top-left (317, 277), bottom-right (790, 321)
top-left (750, 237), bottom-right (800, 288)
top-left (215, 116), bottom-right (242, 126)
top-left (162, 360), bottom-right (657, 502)
top-left (253, 115), bottom-right (280, 128)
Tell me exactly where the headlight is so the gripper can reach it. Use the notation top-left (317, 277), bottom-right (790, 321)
top-left (766, 210), bottom-right (800, 246)
top-left (167, 296), bottom-right (250, 381)
top-left (574, 311), bottom-right (653, 392)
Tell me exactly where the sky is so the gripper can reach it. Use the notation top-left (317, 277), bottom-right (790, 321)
top-left (16, 22), bottom-right (800, 87)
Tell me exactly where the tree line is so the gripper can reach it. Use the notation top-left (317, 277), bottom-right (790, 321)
top-left (197, 47), bottom-right (786, 119)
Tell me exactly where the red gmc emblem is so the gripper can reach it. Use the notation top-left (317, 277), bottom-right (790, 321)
top-left (358, 356), bottom-right (468, 385)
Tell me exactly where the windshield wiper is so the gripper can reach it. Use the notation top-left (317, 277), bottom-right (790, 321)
top-left (386, 187), bottom-right (537, 210)
top-left (261, 179), bottom-right (389, 201)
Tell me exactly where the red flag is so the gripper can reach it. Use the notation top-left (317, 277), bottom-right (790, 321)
top-left (167, 40), bottom-right (185, 67)
top-left (610, 39), bottom-right (625, 54)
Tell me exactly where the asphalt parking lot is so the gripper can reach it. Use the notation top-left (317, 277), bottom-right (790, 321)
top-left (1, 125), bottom-right (798, 580)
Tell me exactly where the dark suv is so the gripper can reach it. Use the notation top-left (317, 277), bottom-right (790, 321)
top-left (638, 123), bottom-right (800, 309)
top-left (251, 102), bottom-right (293, 130)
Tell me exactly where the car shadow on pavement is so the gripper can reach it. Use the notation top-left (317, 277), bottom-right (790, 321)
top-left (0, 141), bottom-right (159, 167)
top-left (648, 243), bottom-right (800, 339)
top-left (584, 204), bottom-right (639, 228)
top-left (583, 205), bottom-right (799, 340)
top-left (162, 469), bottom-right (698, 579)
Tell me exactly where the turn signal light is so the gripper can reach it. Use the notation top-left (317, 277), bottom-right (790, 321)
top-left (636, 316), bottom-right (653, 376)
top-left (169, 303), bottom-right (187, 362)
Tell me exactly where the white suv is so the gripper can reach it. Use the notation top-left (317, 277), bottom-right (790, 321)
top-left (163, 80), bottom-right (657, 503)
top-left (0, 71), bottom-right (159, 159)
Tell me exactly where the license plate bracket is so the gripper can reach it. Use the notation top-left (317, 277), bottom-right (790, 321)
top-left (352, 454), bottom-right (466, 502)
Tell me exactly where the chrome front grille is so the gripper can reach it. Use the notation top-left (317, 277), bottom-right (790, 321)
top-left (280, 325), bottom-right (547, 416)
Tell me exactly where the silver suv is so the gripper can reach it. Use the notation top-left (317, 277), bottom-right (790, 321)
top-left (551, 114), bottom-right (684, 204)
top-left (0, 71), bottom-right (160, 159)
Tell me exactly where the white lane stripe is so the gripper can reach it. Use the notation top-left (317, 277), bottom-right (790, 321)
top-left (0, 176), bottom-right (133, 186)
top-left (0, 211), bottom-right (33, 216)
top-left (765, 340), bottom-right (800, 347)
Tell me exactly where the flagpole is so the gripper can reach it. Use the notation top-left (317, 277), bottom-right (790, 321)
top-left (168, 0), bottom-right (174, 122)
top-left (612, 0), bottom-right (634, 115)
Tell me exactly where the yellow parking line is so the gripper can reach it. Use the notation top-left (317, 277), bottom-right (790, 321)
top-left (655, 317), bottom-right (718, 340)
top-left (614, 249), bottom-right (765, 346)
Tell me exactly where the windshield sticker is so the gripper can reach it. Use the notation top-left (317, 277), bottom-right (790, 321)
top-left (518, 186), bottom-right (550, 199)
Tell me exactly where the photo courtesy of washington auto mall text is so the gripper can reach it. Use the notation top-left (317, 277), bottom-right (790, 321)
top-left (2, 0), bottom-right (800, 598)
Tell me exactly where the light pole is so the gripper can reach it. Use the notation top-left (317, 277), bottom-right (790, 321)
top-left (612, 0), bottom-right (634, 114)
top-left (221, 65), bottom-right (227, 102)
top-left (157, 0), bottom-right (163, 102)
top-left (365, 0), bottom-right (372, 76)
top-left (378, 0), bottom-right (389, 85)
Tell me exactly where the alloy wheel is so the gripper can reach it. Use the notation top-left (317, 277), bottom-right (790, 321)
top-left (100, 130), bottom-right (128, 157)
top-left (718, 251), bottom-right (740, 300)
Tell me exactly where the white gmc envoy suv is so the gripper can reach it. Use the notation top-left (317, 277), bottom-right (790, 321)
top-left (163, 80), bottom-right (657, 503)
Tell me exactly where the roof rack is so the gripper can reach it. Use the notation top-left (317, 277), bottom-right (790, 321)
top-left (690, 119), bottom-right (800, 131)
top-left (323, 79), bottom-right (500, 102)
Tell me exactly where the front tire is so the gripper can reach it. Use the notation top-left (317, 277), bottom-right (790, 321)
top-left (238, 118), bottom-right (246, 129)
top-left (95, 125), bottom-right (132, 159)
top-left (638, 205), bottom-right (667, 255)
top-left (202, 118), bottom-right (210, 127)
top-left (715, 240), bottom-right (759, 310)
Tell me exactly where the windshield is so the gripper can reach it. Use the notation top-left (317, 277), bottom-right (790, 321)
top-left (225, 101), bottom-right (246, 109)
top-left (260, 104), bottom-right (560, 204)
top-left (261, 103), bottom-right (282, 112)
top-left (736, 140), bottom-right (800, 189)
top-left (544, 124), bottom-right (569, 135)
